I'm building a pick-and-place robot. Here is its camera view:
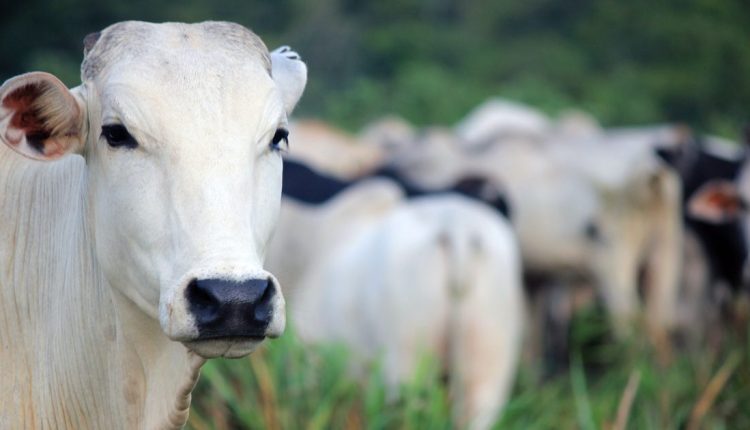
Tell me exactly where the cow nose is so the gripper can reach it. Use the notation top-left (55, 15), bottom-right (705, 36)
top-left (186, 277), bottom-right (276, 339)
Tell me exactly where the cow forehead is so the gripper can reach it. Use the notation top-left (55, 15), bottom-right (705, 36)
top-left (84, 22), bottom-right (282, 141)
top-left (82, 21), bottom-right (271, 82)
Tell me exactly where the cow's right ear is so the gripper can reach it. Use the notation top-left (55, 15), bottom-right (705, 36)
top-left (688, 180), bottom-right (745, 224)
top-left (0, 72), bottom-right (85, 161)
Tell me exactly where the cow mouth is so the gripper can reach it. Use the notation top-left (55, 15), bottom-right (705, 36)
top-left (183, 336), bottom-right (267, 358)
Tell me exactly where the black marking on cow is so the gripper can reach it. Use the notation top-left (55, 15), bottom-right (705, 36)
top-left (664, 131), bottom-right (750, 292)
top-left (453, 176), bottom-right (512, 220)
top-left (282, 159), bottom-right (351, 204)
top-left (282, 158), bottom-right (514, 220)
top-left (372, 166), bottom-right (513, 219)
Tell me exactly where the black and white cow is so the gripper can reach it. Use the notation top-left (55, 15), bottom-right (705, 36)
top-left (657, 131), bottom-right (749, 293)
top-left (282, 158), bottom-right (512, 218)
top-left (274, 160), bottom-right (524, 430)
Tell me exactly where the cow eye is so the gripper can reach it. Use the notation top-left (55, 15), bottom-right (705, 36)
top-left (270, 128), bottom-right (289, 152)
top-left (101, 124), bottom-right (138, 149)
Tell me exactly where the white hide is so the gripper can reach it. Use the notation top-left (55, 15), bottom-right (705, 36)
top-left (286, 120), bottom-right (385, 178)
top-left (387, 125), bottom-right (683, 338)
top-left (359, 115), bottom-right (417, 153)
top-left (0, 21), bottom-right (306, 429)
top-left (385, 127), bottom-right (473, 188)
top-left (454, 98), bottom-right (551, 150)
top-left (268, 189), bottom-right (524, 430)
top-left (552, 109), bottom-right (603, 140)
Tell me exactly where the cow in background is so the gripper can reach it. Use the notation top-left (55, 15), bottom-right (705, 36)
top-left (656, 131), bottom-right (749, 292)
top-left (282, 157), bottom-right (511, 218)
top-left (286, 119), bottom-right (385, 177)
top-left (269, 179), bottom-right (524, 430)
top-left (673, 127), bottom-right (750, 337)
top-left (371, 121), bottom-right (683, 342)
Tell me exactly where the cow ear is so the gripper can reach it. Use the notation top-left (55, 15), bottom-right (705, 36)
top-left (0, 72), bottom-right (85, 161)
top-left (688, 180), bottom-right (745, 224)
top-left (270, 46), bottom-right (307, 115)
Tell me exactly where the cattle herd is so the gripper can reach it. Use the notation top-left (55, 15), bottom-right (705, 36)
top-left (274, 102), bottom-right (750, 428)
top-left (0, 20), bottom-right (748, 430)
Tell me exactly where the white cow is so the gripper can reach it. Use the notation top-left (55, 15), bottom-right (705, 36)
top-left (286, 119), bottom-right (385, 178)
top-left (268, 184), bottom-right (525, 430)
top-left (378, 124), bottom-right (683, 341)
top-left (454, 98), bottom-right (551, 151)
top-left (0, 21), bottom-right (306, 428)
top-left (359, 114), bottom-right (417, 154)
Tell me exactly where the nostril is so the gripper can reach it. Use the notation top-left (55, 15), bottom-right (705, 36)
top-left (187, 276), bottom-right (278, 339)
top-left (186, 279), bottom-right (221, 322)
top-left (253, 278), bottom-right (276, 323)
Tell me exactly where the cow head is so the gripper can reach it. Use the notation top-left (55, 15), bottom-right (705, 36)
top-left (0, 21), bottom-right (307, 358)
top-left (686, 126), bottom-right (750, 225)
top-left (688, 129), bottom-right (750, 290)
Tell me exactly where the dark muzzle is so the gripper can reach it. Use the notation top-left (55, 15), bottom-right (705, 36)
top-left (186, 277), bottom-right (275, 339)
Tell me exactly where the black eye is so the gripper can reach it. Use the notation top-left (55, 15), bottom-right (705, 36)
top-left (270, 128), bottom-right (289, 152)
top-left (101, 124), bottom-right (138, 149)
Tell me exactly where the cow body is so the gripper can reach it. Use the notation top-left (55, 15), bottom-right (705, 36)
top-left (666, 132), bottom-right (750, 338)
top-left (0, 21), bottom-right (306, 428)
top-left (282, 157), bottom-right (511, 217)
top-left (286, 120), bottom-right (385, 177)
top-left (269, 181), bottom-right (524, 430)
top-left (379, 122), bottom-right (683, 340)
top-left (661, 135), bottom-right (748, 291)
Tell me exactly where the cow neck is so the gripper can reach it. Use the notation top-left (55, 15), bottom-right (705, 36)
top-left (0, 148), bottom-right (204, 429)
top-left (111, 288), bottom-right (206, 429)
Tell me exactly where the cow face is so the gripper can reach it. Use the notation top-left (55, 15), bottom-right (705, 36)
top-left (0, 22), bottom-right (307, 358)
top-left (686, 128), bottom-right (750, 229)
top-left (688, 161), bottom-right (750, 288)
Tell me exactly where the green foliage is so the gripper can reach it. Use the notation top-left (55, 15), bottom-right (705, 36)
top-left (189, 307), bottom-right (750, 429)
top-left (3, 0), bottom-right (748, 135)
top-left (188, 325), bottom-right (455, 430)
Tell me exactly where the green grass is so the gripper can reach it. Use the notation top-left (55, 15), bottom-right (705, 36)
top-left (188, 307), bottom-right (750, 430)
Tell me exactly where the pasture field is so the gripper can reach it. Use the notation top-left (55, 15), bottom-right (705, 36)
top-left (188, 306), bottom-right (750, 430)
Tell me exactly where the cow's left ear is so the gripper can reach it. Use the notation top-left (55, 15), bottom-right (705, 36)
top-left (688, 180), bottom-right (745, 224)
top-left (270, 46), bottom-right (307, 115)
top-left (0, 72), bottom-right (85, 161)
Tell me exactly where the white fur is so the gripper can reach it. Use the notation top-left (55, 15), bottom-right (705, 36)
top-left (0, 21), bottom-right (306, 428)
top-left (454, 98), bottom-right (551, 150)
top-left (702, 135), bottom-right (746, 161)
top-left (385, 123), bottom-right (683, 339)
top-left (268, 188), bottom-right (524, 430)
top-left (286, 120), bottom-right (386, 178)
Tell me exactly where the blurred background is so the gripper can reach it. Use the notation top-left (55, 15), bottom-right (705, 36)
top-left (5, 1), bottom-right (750, 429)
top-left (4, 0), bottom-right (750, 134)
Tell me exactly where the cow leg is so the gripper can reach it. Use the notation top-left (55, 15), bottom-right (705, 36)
top-left (449, 298), bottom-right (522, 430)
top-left (520, 273), bottom-right (552, 379)
top-left (595, 244), bottom-right (641, 338)
top-left (671, 228), bottom-right (712, 349)
top-left (542, 283), bottom-right (574, 377)
top-left (643, 173), bottom-right (682, 347)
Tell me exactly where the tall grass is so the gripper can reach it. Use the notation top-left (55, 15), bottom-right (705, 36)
top-left (188, 307), bottom-right (750, 429)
